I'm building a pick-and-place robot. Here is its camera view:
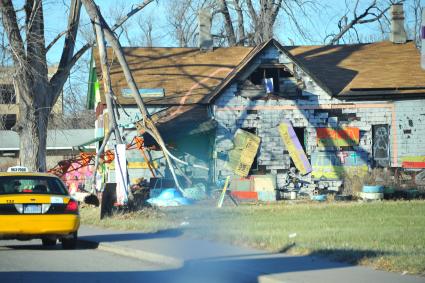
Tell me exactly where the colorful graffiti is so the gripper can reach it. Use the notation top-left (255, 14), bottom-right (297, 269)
top-left (278, 120), bottom-right (312, 175)
top-left (311, 151), bottom-right (368, 180)
top-left (401, 156), bottom-right (425, 168)
top-left (317, 127), bottom-right (360, 147)
top-left (373, 125), bottom-right (390, 166)
top-left (63, 164), bottom-right (94, 194)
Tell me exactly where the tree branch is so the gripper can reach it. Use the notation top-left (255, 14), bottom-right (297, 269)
top-left (327, 1), bottom-right (391, 45)
top-left (46, 27), bottom-right (71, 52)
top-left (49, 0), bottom-right (81, 103)
top-left (233, 0), bottom-right (245, 45)
top-left (0, 0), bottom-right (26, 67)
top-left (51, 0), bottom-right (154, 93)
top-left (219, 0), bottom-right (236, 46)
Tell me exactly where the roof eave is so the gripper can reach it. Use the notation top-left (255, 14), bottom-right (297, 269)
top-left (204, 39), bottom-right (335, 104)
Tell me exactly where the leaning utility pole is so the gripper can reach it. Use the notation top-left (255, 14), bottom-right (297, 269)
top-left (82, 0), bottom-right (183, 191)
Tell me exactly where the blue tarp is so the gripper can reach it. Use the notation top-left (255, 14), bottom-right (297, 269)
top-left (147, 188), bottom-right (193, 207)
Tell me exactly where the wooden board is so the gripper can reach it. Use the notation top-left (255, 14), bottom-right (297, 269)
top-left (278, 120), bottom-right (312, 175)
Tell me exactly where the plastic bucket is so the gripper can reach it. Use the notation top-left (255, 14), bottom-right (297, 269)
top-left (361, 192), bottom-right (384, 200)
top-left (362, 185), bottom-right (384, 193)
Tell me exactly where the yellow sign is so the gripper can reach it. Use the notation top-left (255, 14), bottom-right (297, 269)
top-left (109, 161), bottom-right (158, 170)
top-left (228, 129), bottom-right (261, 177)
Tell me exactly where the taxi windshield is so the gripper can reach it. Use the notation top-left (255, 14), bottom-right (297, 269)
top-left (0, 176), bottom-right (68, 195)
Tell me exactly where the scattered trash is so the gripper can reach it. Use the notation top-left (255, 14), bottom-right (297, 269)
top-left (147, 188), bottom-right (193, 207)
top-left (360, 192), bottom-right (384, 200)
top-left (311, 194), bottom-right (327, 202)
top-left (180, 221), bottom-right (190, 226)
top-left (183, 183), bottom-right (207, 200)
top-left (288, 233), bottom-right (297, 238)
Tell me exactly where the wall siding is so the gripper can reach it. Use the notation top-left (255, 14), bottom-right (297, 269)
top-left (212, 45), bottom-right (424, 191)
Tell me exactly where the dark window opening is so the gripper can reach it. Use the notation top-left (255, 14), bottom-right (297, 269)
top-left (241, 127), bottom-right (259, 174)
top-left (0, 114), bottom-right (16, 130)
top-left (248, 67), bottom-right (299, 96)
top-left (289, 127), bottom-right (306, 168)
top-left (0, 84), bottom-right (16, 104)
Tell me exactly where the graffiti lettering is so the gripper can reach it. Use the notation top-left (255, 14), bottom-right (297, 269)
top-left (373, 125), bottom-right (389, 167)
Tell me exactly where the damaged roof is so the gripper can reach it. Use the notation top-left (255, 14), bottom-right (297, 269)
top-left (287, 41), bottom-right (425, 97)
top-left (93, 40), bottom-right (425, 107)
top-left (93, 46), bottom-right (254, 105)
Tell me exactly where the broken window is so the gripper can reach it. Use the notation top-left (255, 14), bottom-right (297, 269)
top-left (293, 127), bottom-right (306, 152)
top-left (248, 65), bottom-right (301, 96)
top-left (241, 127), bottom-right (259, 174)
top-left (288, 127), bottom-right (307, 169)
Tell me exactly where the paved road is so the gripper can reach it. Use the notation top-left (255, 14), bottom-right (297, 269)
top-left (0, 239), bottom-right (169, 283)
top-left (2, 229), bottom-right (424, 283)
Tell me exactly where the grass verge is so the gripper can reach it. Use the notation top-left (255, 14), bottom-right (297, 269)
top-left (80, 200), bottom-right (425, 275)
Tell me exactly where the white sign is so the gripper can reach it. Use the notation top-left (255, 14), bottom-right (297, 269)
top-left (114, 144), bottom-right (129, 205)
top-left (7, 166), bottom-right (29, 172)
top-left (50, 197), bottom-right (64, 204)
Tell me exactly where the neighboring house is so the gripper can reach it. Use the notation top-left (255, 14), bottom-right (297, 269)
top-left (0, 66), bottom-right (63, 130)
top-left (88, 5), bottom-right (425, 193)
top-left (0, 129), bottom-right (96, 171)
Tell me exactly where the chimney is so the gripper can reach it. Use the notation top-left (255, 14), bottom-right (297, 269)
top-left (198, 9), bottom-right (213, 51)
top-left (389, 4), bottom-right (407, 44)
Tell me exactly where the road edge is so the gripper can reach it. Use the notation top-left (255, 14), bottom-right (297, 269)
top-left (78, 239), bottom-right (183, 268)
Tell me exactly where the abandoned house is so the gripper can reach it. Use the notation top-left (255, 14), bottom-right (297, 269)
top-left (88, 6), bottom-right (425, 198)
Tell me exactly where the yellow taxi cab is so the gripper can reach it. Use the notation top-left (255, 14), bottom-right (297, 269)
top-left (0, 166), bottom-right (80, 249)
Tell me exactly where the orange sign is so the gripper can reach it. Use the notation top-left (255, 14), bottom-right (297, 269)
top-left (317, 127), bottom-right (359, 147)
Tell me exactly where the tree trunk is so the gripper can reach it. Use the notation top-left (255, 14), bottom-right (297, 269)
top-left (15, 79), bottom-right (50, 172)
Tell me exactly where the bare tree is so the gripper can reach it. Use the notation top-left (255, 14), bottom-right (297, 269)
top-left (0, 0), bottom-right (153, 171)
top-left (167, 1), bottom-right (321, 47)
top-left (325, 0), bottom-right (400, 45)
top-left (167, 0), bottom-right (216, 47)
top-left (407, 0), bottom-right (422, 47)
top-left (137, 15), bottom-right (155, 47)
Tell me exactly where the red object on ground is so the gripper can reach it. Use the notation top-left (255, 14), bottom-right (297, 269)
top-left (231, 191), bottom-right (258, 200)
top-left (402, 161), bottom-right (425, 168)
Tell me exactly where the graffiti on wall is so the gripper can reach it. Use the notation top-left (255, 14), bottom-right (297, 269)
top-left (401, 156), bottom-right (425, 168)
top-left (317, 127), bottom-right (359, 147)
top-left (372, 125), bottom-right (390, 167)
top-left (63, 164), bottom-right (94, 194)
top-left (311, 151), bottom-right (368, 180)
top-left (228, 129), bottom-right (261, 177)
top-left (278, 120), bottom-right (312, 175)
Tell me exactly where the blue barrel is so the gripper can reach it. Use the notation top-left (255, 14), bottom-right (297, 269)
top-left (362, 185), bottom-right (384, 193)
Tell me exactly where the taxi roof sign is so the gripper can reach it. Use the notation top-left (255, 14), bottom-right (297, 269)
top-left (7, 166), bottom-right (29, 173)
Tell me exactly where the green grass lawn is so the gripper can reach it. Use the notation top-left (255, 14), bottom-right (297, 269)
top-left (81, 200), bottom-right (425, 275)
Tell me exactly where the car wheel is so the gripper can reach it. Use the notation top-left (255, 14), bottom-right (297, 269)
top-left (42, 238), bottom-right (57, 246)
top-left (62, 232), bottom-right (77, 250)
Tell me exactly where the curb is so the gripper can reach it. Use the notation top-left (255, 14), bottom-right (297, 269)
top-left (78, 239), bottom-right (183, 268)
top-left (258, 274), bottom-right (297, 283)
